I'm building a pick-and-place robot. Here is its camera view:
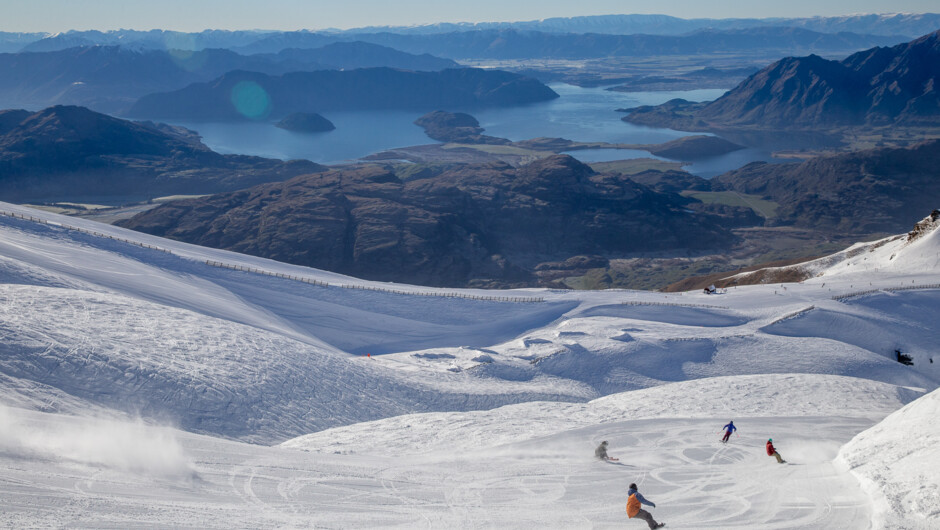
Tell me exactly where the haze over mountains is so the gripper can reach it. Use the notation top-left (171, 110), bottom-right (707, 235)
top-left (339, 12), bottom-right (940, 39)
top-left (232, 27), bottom-right (907, 59)
top-left (3, 12), bottom-right (937, 54)
top-left (0, 42), bottom-right (459, 114)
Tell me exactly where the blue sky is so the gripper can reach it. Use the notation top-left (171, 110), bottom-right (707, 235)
top-left (2, 0), bottom-right (937, 32)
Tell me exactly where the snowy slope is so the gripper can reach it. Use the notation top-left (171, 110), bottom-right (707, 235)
top-left (1, 202), bottom-right (940, 527)
top-left (2, 203), bottom-right (938, 445)
top-left (726, 210), bottom-right (940, 285)
top-left (0, 374), bottom-right (919, 529)
top-left (839, 387), bottom-right (940, 529)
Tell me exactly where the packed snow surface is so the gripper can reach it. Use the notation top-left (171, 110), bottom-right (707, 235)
top-left (1, 202), bottom-right (939, 528)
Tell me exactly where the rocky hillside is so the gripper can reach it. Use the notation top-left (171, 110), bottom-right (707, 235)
top-left (127, 68), bottom-right (559, 120)
top-left (117, 155), bottom-right (738, 287)
top-left (712, 139), bottom-right (940, 234)
top-left (0, 105), bottom-right (324, 202)
top-left (624, 30), bottom-right (940, 130)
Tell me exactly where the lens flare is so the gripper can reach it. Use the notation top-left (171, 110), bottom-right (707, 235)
top-left (164, 33), bottom-right (206, 72)
top-left (230, 81), bottom-right (272, 120)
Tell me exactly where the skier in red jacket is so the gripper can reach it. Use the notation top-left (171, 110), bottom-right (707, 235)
top-left (766, 438), bottom-right (786, 464)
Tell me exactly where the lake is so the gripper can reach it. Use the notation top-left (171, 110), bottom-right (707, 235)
top-left (163, 84), bottom-right (783, 177)
top-left (0, 84), bottom-right (782, 177)
top-left (0, 84), bottom-right (790, 177)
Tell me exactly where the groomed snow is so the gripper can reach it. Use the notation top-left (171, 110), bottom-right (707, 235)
top-left (0, 376), bottom-right (916, 528)
top-left (1, 202), bottom-right (939, 528)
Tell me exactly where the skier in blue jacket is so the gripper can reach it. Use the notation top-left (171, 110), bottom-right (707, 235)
top-left (721, 421), bottom-right (737, 443)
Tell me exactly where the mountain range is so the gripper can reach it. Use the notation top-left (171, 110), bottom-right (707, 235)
top-left (0, 43), bottom-right (458, 114)
top-left (338, 13), bottom-right (940, 39)
top-left (0, 26), bottom-right (909, 60)
top-left (234, 27), bottom-right (906, 59)
top-left (126, 67), bottom-right (559, 120)
top-left (3, 13), bottom-right (936, 54)
top-left (624, 30), bottom-right (940, 130)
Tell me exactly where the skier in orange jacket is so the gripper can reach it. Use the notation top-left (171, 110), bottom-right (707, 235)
top-left (626, 483), bottom-right (665, 528)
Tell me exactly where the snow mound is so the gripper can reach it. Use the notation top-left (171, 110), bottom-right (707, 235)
top-left (838, 387), bottom-right (940, 529)
top-left (0, 284), bottom-right (583, 444)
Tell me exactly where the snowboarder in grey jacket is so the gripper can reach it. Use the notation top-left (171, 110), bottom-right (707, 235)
top-left (595, 440), bottom-right (618, 461)
top-left (627, 483), bottom-right (664, 528)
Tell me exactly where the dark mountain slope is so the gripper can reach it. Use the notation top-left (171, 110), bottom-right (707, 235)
top-left (268, 42), bottom-right (457, 71)
top-left (625, 31), bottom-right (940, 130)
top-left (127, 68), bottom-right (559, 120)
top-left (117, 155), bottom-right (738, 287)
top-left (713, 139), bottom-right (940, 233)
top-left (695, 54), bottom-right (868, 127)
top-left (0, 106), bottom-right (323, 202)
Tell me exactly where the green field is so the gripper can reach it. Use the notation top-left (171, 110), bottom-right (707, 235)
top-left (443, 143), bottom-right (554, 157)
top-left (682, 190), bottom-right (779, 219)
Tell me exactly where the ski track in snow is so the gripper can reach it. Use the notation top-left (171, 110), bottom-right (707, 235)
top-left (0, 407), bottom-right (881, 528)
top-left (0, 203), bottom-right (939, 528)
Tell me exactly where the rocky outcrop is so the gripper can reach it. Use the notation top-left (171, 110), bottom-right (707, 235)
top-left (413, 110), bottom-right (510, 144)
top-left (118, 155), bottom-right (739, 287)
top-left (906, 209), bottom-right (940, 242)
top-left (275, 112), bottom-right (335, 132)
top-left (646, 135), bottom-right (744, 159)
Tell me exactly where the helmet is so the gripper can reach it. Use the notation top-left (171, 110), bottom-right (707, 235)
top-left (768, 438), bottom-right (772, 442)
top-left (602, 440), bottom-right (608, 445)
top-left (629, 483), bottom-right (637, 490)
